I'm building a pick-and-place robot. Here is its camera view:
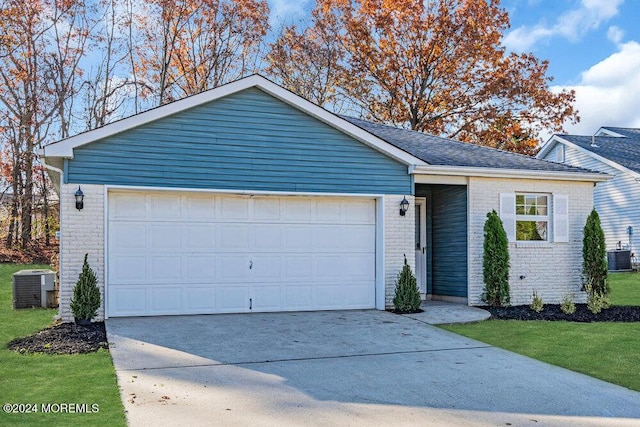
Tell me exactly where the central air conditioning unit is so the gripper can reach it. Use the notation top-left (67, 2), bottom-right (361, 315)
top-left (13, 270), bottom-right (57, 309)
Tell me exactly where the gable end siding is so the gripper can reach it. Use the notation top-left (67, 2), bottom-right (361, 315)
top-left (542, 144), bottom-right (640, 254)
top-left (66, 88), bottom-right (411, 195)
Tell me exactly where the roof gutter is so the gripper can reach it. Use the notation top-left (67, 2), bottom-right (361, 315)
top-left (409, 164), bottom-right (612, 182)
top-left (40, 151), bottom-right (64, 193)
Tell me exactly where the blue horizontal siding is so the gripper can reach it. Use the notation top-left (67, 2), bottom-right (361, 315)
top-left (66, 88), bottom-right (411, 194)
top-left (430, 185), bottom-right (468, 297)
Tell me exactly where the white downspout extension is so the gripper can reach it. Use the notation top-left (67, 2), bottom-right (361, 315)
top-left (41, 159), bottom-right (64, 321)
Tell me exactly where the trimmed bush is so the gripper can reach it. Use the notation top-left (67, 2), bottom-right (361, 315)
top-left (560, 294), bottom-right (576, 315)
top-left (585, 283), bottom-right (611, 314)
top-left (70, 254), bottom-right (101, 322)
top-left (530, 290), bottom-right (544, 313)
top-left (482, 210), bottom-right (511, 307)
top-left (393, 255), bottom-right (421, 313)
top-left (583, 209), bottom-right (608, 297)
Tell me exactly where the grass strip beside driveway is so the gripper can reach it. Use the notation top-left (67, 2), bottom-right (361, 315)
top-left (442, 272), bottom-right (640, 392)
top-left (441, 320), bottom-right (640, 392)
top-left (0, 263), bottom-right (126, 427)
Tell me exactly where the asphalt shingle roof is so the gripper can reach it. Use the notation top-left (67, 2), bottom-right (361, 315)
top-left (560, 126), bottom-right (640, 174)
top-left (341, 115), bottom-right (598, 174)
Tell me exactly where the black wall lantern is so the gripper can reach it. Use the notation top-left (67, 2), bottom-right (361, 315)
top-left (399, 196), bottom-right (409, 216)
top-left (75, 186), bottom-right (84, 210)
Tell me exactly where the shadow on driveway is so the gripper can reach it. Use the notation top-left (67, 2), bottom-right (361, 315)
top-left (106, 310), bottom-right (640, 426)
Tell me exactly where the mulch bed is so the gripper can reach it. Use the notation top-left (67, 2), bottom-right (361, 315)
top-left (486, 304), bottom-right (640, 322)
top-left (8, 322), bottom-right (108, 355)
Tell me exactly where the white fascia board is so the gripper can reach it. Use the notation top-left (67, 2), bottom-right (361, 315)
top-left (41, 74), bottom-right (425, 166)
top-left (536, 135), bottom-right (560, 158)
top-left (595, 127), bottom-right (625, 137)
top-left (409, 164), bottom-right (612, 182)
top-left (550, 135), bottom-right (640, 179)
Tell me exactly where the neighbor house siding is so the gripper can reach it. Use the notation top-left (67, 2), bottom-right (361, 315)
top-left (542, 144), bottom-right (640, 256)
top-left (65, 88), bottom-right (411, 195)
top-left (467, 177), bottom-right (593, 306)
top-left (59, 184), bottom-right (105, 322)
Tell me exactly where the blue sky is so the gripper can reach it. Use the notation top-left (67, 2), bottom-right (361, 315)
top-left (269, 0), bottom-right (640, 137)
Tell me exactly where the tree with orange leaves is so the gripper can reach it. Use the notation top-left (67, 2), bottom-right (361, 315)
top-left (134, 0), bottom-right (269, 105)
top-left (0, 0), bottom-right (89, 247)
top-left (266, 7), bottom-right (351, 112)
top-left (277, 0), bottom-right (577, 155)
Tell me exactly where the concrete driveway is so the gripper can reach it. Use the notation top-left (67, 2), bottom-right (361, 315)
top-left (106, 310), bottom-right (640, 426)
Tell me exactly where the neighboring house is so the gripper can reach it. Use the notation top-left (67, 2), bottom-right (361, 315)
top-left (538, 127), bottom-right (640, 260)
top-left (41, 75), bottom-right (609, 321)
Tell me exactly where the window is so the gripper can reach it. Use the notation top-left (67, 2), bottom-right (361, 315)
top-left (500, 193), bottom-right (568, 243)
top-left (515, 194), bottom-right (549, 241)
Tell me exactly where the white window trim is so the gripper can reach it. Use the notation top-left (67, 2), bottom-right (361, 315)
top-left (515, 193), bottom-right (550, 242)
top-left (500, 192), bottom-right (569, 244)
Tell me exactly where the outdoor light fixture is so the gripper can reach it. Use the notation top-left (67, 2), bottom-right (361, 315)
top-left (399, 196), bottom-right (409, 216)
top-left (75, 186), bottom-right (84, 210)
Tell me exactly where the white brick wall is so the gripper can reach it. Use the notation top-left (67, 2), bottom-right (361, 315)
top-left (59, 184), bottom-right (105, 322)
top-left (467, 177), bottom-right (593, 306)
top-left (384, 195), bottom-right (416, 308)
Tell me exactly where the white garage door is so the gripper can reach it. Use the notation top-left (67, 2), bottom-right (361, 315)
top-left (107, 191), bottom-right (376, 317)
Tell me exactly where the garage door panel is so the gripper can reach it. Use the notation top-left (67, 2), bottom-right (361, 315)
top-left (253, 224), bottom-right (282, 250)
top-left (216, 286), bottom-right (250, 311)
top-left (251, 285), bottom-right (283, 310)
top-left (284, 256), bottom-right (314, 278)
top-left (283, 199), bottom-right (312, 221)
top-left (185, 256), bottom-right (216, 281)
top-left (345, 200), bottom-right (376, 223)
top-left (220, 197), bottom-right (249, 219)
top-left (219, 224), bottom-right (250, 251)
top-left (251, 255), bottom-right (282, 280)
top-left (217, 256), bottom-right (249, 281)
top-left (108, 192), bottom-right (376, 317)
top-left (315, 200), bottom-right (342, 221)
top-left (253, 198), bottom-right (281, 220)
top-left (150, 256), bottom-right (182, 282)
top-left (110, 255), bottom-right (147, 284)
top-left (150, 224), bottom-right (182, 249)
top-left (110, 224), bottom-right (146, 250)
top-left (185, 225), bottom-right (215, 250)
top-left (283, 286), bottom-right (313, 309)
top-left (185, 287), bottom-right (216, 311)
top-left (109, 287), bottom-right (147, 316)
top-left (282, 226), bottom-right (309, 251)
top-left (341, 255), bottom-right (376, 280)
top-left (344, 283), bottom-right (376, 306)
top-left (343, 226), bottom-right (376, 250)
top-left (150, 194), bottom-right (182, 219)
top-left (185, 195), bottom-right (216, 220)
top-left (314, 285), bottom-right (345, 308)
top-left (150, 287), bottom-right (182, 312)
top-left (110, 194), bottom-right (146, 219)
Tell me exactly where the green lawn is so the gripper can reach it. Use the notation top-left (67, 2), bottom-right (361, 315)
top-left (609, 271), bottom-right (640, 306)
top-left (441, 272), bottom-right (640, 392)
top-left (0, 263), bottom-right (126, 427)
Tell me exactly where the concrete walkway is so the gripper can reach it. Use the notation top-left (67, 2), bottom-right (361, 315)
top-left (409, 301), bottom-right (491, 324)
top-left (106, 310), bottom-right (640, 426)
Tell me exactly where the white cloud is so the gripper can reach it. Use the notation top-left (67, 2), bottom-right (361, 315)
top-left (554, 41), bottom-right (640, 135)
top-left (504, 0), bottom-right (623, 51)
top-left (607, 25), bottom-right (624, 44)
top-left (268, 0), bottom-right (311, 28)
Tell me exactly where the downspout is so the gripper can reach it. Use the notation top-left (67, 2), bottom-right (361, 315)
top-left (41, 156), bottom-right (64, 321)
